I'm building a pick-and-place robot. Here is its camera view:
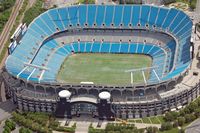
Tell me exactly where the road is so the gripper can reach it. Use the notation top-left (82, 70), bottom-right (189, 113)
top-left (0, 0), bottom-right (24, 103)
top-left (186, 118), bottom-right (200, 133)
top-left (0, 0), bottom-right (24, 68)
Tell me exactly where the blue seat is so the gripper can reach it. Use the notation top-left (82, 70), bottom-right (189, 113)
top-left (141, 5), bottom-right (150, 27)
top-left (148, 6), bottom-right (159, 27)
top-left (110, 43), bottom-right (120, 53)
top-left (129, 44), bottom-right (137, 53)
top-left (88, 5), bottom-right (97, 26)
top-left (34, 18), bottom-right (53, 35)
top-left (78, 5), bottom-right (87, 26)
top-left (96, 6), bottom-right (105, 26)
top-left (101, 42), bottom-right (110, 53)
top-left (169, 11), bottom-right (185, 32)
top-left (92, 42), bottom-right (101, 52)
top-left (120, 43), bottom-right (129, 53)
top-left (72, 42), bottom-right (79, 52)
top-left (40, 12), bottom-right (56, 32)
top-left (122, 6), bottom-right (132, 27)
top-left (105, 6), bottom-right (114, 26)
top-left (113, 6), bottom-right (123, 26)
top-left (48, 9), bottom-right (64, 30)
top-left (79, 42), bottom-right (85, 52)
top-left (143, 45), bottom-right (153, 54)
top-left (136, 44), bottom-right (144, 53)
top-left (57, 7), bottom-right (70, 29)
top-left (68, 6), bottom-right (79, 26)
top-left (155, 8), bottom-right (168, 27)
top-left (131, 6), bottom-right (140, 26)
top-left (162, 8), bottom-right (178, 29)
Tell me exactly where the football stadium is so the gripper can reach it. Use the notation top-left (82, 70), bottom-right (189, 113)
top-left (2, 4), bottom-right (199, 120)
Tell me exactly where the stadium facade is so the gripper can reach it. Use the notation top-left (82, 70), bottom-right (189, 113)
top-left (2, 4), bottom-right (199, 120)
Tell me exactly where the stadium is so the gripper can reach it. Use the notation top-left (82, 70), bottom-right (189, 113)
top-left (2, 4), bottom-right (199, 120)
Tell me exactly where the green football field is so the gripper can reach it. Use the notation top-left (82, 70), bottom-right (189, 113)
top-left (57, 53), bottom-right (152, 85)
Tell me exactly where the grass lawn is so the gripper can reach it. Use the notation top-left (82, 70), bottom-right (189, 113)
top-left (158, 128), bottom-right (179, 133)
top-left (57, 53), bottom-right (152, 85)
top-left (150, 117), bottom-right (161, 124)
top-left (157, 115), bottom-right (165, 124)
top-left (142, 117), bottom-right (151, 124)
top-left (128, 119), bottom-right (135, 123)
top-left (135, 119), bottom-right (143, 123)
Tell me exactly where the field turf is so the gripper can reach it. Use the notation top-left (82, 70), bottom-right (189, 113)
top-left (57, 53), bottom-right (152, 85)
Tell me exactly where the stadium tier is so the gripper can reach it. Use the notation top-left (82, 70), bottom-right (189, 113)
top-left (5, 5), bottom-right (192, 85)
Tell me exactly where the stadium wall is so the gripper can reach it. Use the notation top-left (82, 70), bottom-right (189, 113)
top-left (2, 70), bottom-right (200, 118)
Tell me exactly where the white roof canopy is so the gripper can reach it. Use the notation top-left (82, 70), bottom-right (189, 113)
top-left (99, 91), bottom-right (111, 100)
top-left (58, 90), bottom-right (71, 98)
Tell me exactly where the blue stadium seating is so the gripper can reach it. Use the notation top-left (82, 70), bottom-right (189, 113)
top-left (5, 5), bottom-right (192, 85)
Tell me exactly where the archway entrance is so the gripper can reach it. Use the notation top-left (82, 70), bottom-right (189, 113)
top-left (71, 102), bottom-right (98, 118)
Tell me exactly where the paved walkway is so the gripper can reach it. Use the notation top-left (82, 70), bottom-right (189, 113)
top-left (58, 115), bottom-right (105, 133)
top-left (134, 123), bottom-right (161, 129)
top-left (57, 114), bottom-right (162, 133)
top-left (0, 100), bottom-right (16, 121)
top-left (186, 118), bottom-right (200, 133)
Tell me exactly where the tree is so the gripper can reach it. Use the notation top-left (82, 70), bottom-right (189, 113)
top-left (188, 102), bottom-right (198, 113)
top-left (185, 114), bottom-right (196, 123)
top-left (179, 110), bottom-right (186, 116)
top-left (79, 0), bottom-right (95, 4)
top-left (19, 127), bottom-right (32, 133)
top-left (3, 126), bottom-right (11, 133)
top-left (5, 120), bottom-right (16, 131)
top-left (177, 117), bottom-right (185, 126)
top-left (190, 0), bottom-right (197, 10)
top-left (183, 107), bottom-right (191, 114)
top-left (164, 111), bottom-right (179, 121)
top-left (160, 122), bottom-right (173, 131)
top-left (146, 126), bottom-right (158, 133)
top-left (179, 128), bottom-right (185, 133)
top-left (173, 120), bottom-right (179, 128)
top-left (194, 108), bottom-right (200, 117)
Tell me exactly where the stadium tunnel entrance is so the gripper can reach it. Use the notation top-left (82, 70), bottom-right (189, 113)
top-left (71, 102), bottom-right (98, 118)
top-left (55, 90), bottom-right (115, 120)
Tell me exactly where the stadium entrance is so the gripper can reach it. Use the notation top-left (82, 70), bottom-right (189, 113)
top-left (71, 102), bottom-right (98, 118)
top-left (55, 90), bottom-right (115, 120)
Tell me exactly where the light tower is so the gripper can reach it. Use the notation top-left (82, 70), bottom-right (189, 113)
top-left (55, 90), bottom-right (72, 118)
top-left (97, 91), bottom-right (115, 120)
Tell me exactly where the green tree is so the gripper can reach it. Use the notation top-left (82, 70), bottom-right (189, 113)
top-left (173, 120), bottom-right (179, 128)
top-left (177, 117), bottom-right (185, 126)
top-left (188, 102), bottom-right (198, 113)
top-left (79, 0), bottom-right (95, 4)
top-left (160, 122), bottom-right (173, 131)
top-left (179, 128), bottom-right (185, 133)
top-left (185, 114), bottom-right (196, 123)
top-left (194, 108), bottom-right (200, 117)
top-left (190, 0), bottom-right (197, 10)
top-left (164, 111), bottom-right (179, 121)
top-left (4, 126), bottom-right (11, 133)
top-left (5, 119), bottom-right (16, 131)
top-left (19, 127), bottom-right (32, 133)
top-left (146, 126), bottom-right (158, 133)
